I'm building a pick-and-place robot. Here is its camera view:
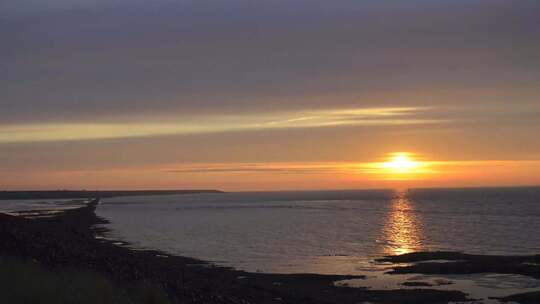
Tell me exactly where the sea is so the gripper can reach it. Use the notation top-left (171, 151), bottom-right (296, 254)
top-left (2, 187), bottom-right (540, 302)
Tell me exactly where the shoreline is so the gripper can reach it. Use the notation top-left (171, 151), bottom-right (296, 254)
top-left (0, 200), bottom-right (537, 303)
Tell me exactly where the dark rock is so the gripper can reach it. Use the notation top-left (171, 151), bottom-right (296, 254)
top-left (402, 281), bottom-right (433, 287)
top-left (495, 290), bottom-right (540, 304)
top-left (380, 251), bottom-right (540, 279)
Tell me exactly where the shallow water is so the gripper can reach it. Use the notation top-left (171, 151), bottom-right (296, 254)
top-left (337, 271), bottom-right (540, 304)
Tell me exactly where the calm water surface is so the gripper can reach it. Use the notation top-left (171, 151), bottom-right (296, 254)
top-left (96, 187), bottom-right (540, 274)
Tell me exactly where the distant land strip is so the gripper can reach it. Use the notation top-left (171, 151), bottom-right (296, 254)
top-left (0, 190), bottom-right (224, 200)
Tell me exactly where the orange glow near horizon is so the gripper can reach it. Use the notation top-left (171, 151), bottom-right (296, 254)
top-left (2, 157), bottom-right (540, 191)
top-left (363, 152), bottom-right (435, 181)
top-left (381, 153), bottom-right (420, 174)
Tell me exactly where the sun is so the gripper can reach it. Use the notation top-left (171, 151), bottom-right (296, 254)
top-left (382, 153), bottom-right (419, 174)
top-left (359, 152), bottom-right (433, 180)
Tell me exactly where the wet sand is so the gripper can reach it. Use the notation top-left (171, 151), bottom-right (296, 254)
top-left (0, 199), bottom-right (473, 304)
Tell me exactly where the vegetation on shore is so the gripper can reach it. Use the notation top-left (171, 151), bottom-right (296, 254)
top-left (0, 256), bottom-right (169, 304)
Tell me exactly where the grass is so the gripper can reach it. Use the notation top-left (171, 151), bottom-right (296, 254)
top-left (0, 256), bottom-right (170, 304)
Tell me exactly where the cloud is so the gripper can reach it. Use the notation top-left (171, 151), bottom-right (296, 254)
top-left (165, 159), bottom-right (540, 178)
top-left (165, 162), bottom-right (359, 176)
top-left (2, 0), bottom-right (540, 124)
top-left (166, 166), bottom-right (332, 175)
top-left (0, 107), bottom-right (442, 143)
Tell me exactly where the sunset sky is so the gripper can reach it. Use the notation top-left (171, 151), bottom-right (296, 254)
top-left (2, 0), bottom-right (540, 190)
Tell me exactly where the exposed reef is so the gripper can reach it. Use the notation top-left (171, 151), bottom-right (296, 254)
top-left (378, 251), bottom-right (540, 279)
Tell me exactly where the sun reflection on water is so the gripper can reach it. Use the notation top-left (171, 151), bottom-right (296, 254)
top-left (382, 190), bottom-right (424, 255)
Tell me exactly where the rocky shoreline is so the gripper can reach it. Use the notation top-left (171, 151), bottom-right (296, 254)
top-left (1, 199), bottom-right (535, 303)
top-left (378, 251), bottom-right (540, 279)
top-left (379, 251), bottom-right (540, 303)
